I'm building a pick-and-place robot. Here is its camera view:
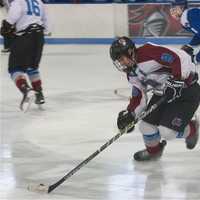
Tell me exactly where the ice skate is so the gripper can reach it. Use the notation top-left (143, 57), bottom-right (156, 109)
top-left (35, 91), bottom-right (45, 105)
top-left (20, 88), bottom-right (35, 112)
top-left (133, 140), bottom-right (167, 161)
top-left (185, 115), bottom-right (199, 149)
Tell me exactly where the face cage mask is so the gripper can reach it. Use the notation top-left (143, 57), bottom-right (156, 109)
top-left (113, 55), bottom-right (136, 73)
top-left (113, 60), bottom-right (128, 72)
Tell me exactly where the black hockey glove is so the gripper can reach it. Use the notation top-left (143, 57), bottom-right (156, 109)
top-left (0, 0), bottom-right (4, 7)
top-left (117, 110), bottom-right (136, 133)
top-left (0, 20), bottom-right (16, 37)
top-left (164, 78), bottom-right (185, 103)
top-left (181, 45), bottom-right (194, 56)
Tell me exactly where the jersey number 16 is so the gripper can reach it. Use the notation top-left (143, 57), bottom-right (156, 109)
top-left (26, 0), bottom-right (41, 16)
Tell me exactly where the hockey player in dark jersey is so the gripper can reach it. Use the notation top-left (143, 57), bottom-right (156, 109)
top-left (170, 0), bottom-right (200, 64)
top-left (110, 36), bottom-right (200, 161)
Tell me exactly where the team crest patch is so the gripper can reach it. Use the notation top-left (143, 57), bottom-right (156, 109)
top-left (161, 53), bottom-right (174, 63)
top-left (172, 117), bottom-right (182, 127)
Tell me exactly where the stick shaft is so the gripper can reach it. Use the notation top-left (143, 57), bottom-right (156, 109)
top-left (48, 96), bottom-right (166, 193)
top-left (48, 131), bottom-right (124, 193)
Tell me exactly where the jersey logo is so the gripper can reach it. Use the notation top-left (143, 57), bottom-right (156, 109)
top-left (172, 117), bottom-right (182, 128)
top-left (161, 53), bottom-right (174, 64)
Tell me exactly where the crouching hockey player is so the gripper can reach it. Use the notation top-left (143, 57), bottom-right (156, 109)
top-left (110, 36), bottom-right (200, 161)
top-left (170, 0), bottom-right (200, 64)
top-left (0, 0), bottom-right (49, 111)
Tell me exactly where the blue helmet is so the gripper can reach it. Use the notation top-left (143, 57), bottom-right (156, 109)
top-left (171, 0), bottom-right (188, 8)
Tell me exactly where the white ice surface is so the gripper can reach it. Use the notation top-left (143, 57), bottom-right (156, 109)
top-left (0, 45), bottom-right (200, 200)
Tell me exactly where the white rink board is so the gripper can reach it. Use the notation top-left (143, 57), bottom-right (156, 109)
top-left (46, 4), bottom-right (128, 37)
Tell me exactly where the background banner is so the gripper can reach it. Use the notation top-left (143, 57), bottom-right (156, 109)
top-left (128, 3), bottom-right (199, 37)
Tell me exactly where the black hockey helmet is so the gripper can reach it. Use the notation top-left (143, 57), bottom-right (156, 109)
top-left (110, 36), bottom-right (136, 61)
top-left (110, 36), bottom-right (136, 72)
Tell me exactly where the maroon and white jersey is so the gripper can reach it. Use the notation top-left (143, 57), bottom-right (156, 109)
top-left (127, 43), bottom-right (197, 116)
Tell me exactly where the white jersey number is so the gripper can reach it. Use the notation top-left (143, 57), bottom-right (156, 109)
top-left (26, 0), bottom-right (40, 16)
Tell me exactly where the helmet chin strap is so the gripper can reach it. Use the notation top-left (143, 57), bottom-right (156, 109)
top-left (125, 64), bottom-right (137, 73)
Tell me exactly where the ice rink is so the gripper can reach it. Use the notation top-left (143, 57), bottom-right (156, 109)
top-left (1, 44), bottom-right (200, 200)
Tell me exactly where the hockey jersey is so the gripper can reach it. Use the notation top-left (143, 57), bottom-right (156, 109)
top-left (181, 7), bottom-right (200, 45)
top-left (6, 0), bottom-right (49, 32)
top-left (127, 43), bottom-right (197, 116)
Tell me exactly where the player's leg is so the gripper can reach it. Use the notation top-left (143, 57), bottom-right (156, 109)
top-left (159, 82), bottom-right (200, 149)
top-left (134, 83), bottom-right (200, 161)
top-left (158, 117), bottom-right (199, 149)
top-left (27, 31), bottom-right (45, 105)
top-left (9, 67), bottom-right (31, 94)
top-left (8, 33), bottom-right (37, 110)
top-left (133, 95), bottom-right (167, 161)
top-left (8, 36), bottom-right (32, 98)
top-left (26, 67), bottom-right (45, 104)
top-left (133, 121), bottom-right (166, 161)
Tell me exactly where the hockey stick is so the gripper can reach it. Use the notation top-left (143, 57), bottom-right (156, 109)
top-left (114, 88), bottom-right (131, 100)
top-left (114, 88), bottom-right (153, 100)
top-left (27, 96), bottom-right (167, 194)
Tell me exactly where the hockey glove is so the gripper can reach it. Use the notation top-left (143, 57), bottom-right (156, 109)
top-left (0, 20), bottom-right (16, 37)
top-left (164, 78), bottom-right (185, 103)
top-left (181, 45), bottom-right (194, 57)
top-left (117, 110), bottom-right (135, 133)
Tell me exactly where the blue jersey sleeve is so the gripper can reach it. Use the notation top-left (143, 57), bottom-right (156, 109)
top-left (182, 8), bottom-right (200, 45)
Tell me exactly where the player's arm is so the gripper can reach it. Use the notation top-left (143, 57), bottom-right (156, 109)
top-left (41, 3), bottom-right (51, 35)
top-left (148, 46), bottom-right (187, 103)
top-left (182, 9), bottom-right (200, 46)
top-left (1, 1), bottom-right (22, 36)
top-left (189, 34), bottom-right (200, 46)
top-left (117, 77), bottom-right (147, 133)
top-left (6, 1), bottom-right (22, 26)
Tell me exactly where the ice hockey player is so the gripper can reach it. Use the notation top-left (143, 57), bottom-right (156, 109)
top-left (0, 0), bottom-right (49, 110)
top-left (170, 0), bottom-right (200, 64)
top-left (110, 36), bottom-right (200, 161)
